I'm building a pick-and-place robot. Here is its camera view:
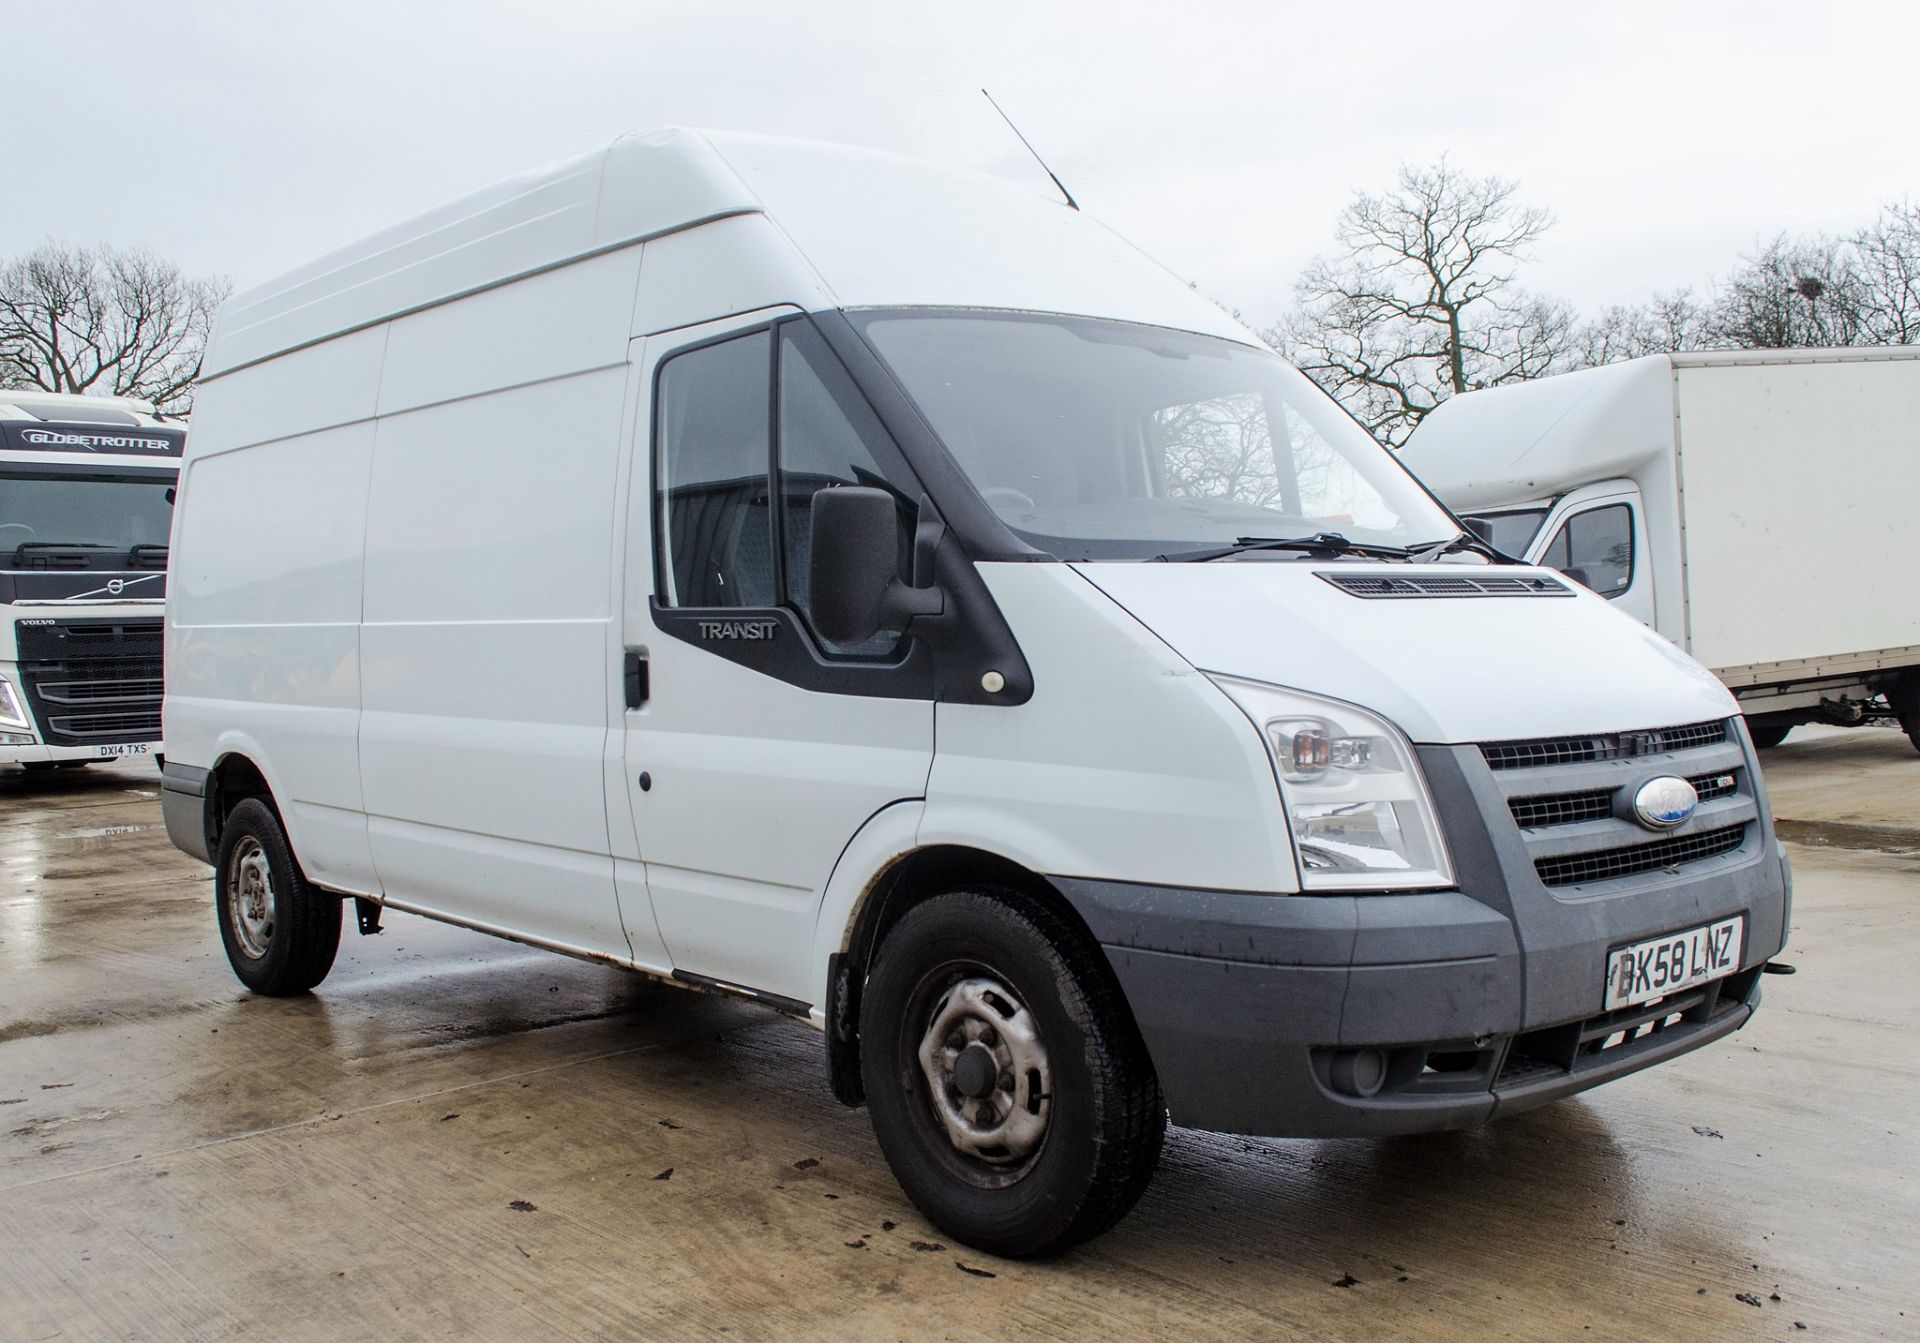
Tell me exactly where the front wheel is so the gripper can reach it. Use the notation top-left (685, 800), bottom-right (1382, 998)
top-left (215, 798), bottom-right (341, 996)
top-left (859, 890), bottom-right (1164, 1258)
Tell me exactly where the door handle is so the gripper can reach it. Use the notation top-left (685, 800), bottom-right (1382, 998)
top-left (623, 649), bottom-right (649, 709)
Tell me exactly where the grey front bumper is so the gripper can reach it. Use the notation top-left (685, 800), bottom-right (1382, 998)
top-left (1053, 737), bottom-right (1790, 1139)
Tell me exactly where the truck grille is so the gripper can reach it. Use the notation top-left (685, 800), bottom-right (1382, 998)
top-left (1481, 720), bottom-right (1727, 771)
top-left (1475, 718), bottom-right (1758, 894)
top-left (15, 619), bottom-right (164, 745)
top-left (1534, 824), bottom-right (1748, 887)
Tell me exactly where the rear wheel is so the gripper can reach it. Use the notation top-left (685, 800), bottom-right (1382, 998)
top-left (1894, 675), bottom-right (1920, 754)
top-left (859, 889), bottom-right (1164, 1258)
top-left (215, 798), bottom-right (341, 996)
top-left (1746, 722), bottom-right (1792, 750)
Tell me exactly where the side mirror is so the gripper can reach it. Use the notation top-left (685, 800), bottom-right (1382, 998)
top-left (808, 487), bottom-right (943, 645)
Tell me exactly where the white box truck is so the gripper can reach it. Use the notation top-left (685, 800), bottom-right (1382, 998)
top-left (1401, 350), bottom-right (1920, 750)
top-left (162, 130), bottom-right (1791, 1255)
top-left (1, 391), bottom-right (180, 770)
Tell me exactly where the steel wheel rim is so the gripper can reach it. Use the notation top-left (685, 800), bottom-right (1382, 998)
top-left (227, 837), bottom-right (275, 959)
top-left (914, 972), bottom-right (1052, 1168)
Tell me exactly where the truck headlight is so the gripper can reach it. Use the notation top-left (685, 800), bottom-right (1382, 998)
top-left (1208, 675), bottom-right (1454, 892)
top-left (0, 677), bottom-right (31, 733)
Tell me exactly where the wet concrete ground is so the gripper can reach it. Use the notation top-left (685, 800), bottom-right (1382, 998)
top-left (1, 727), bottom-right (1915, 1341)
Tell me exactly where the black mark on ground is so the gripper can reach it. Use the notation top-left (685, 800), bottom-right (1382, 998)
top-left (507, 1200), bottom-right (537, 1213)
top-left (654, 1168), bottom-right (673, 1181)
top-left (1332, 1274), bottom-right (1359, 1289)
top-left (1692, 1125), bottom-right (1723, 1139)
top-left (955, 1261), bottom-right (996, 1279)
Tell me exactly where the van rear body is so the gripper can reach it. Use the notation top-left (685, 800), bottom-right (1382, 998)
top-left (162, 130), bottom-right (1789, 1254)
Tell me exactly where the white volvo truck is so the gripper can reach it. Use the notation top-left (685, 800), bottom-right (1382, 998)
top-left (1401, 349), bottom-right (1920, 750)
top-left (162, 130), bottom-right (1791, 1256)
top-left (1, 391), bottom-right (180, 771)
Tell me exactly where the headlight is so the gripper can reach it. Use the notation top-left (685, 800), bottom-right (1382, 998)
top-left (0, 677), bottom-right (31, 732)
top-left (1208, 675), bottom-right (1453, 892)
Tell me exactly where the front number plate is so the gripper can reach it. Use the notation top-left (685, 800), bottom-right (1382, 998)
top-left (1605, 917), bottom-right (1744, 1011)
top-left (95, 743), bottom-right (151, 758)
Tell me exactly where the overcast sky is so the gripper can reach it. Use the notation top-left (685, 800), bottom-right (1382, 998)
top-left (10, 0), bottom-right (1918, 328)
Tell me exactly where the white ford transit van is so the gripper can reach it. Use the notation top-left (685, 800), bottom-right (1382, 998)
top-left (163, 130), bottom-right (1790, 1256)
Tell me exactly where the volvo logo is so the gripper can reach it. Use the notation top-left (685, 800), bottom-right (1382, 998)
top-left (1632, 776), bottom-right (1699, 831)
top-left (105, 578), bottom-right (125, 595)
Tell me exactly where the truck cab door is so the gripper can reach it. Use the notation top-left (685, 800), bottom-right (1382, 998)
top-left (1530, 482), bottom-right (1654, 627)
top-left (617, 310), bottom-right (935, 1009)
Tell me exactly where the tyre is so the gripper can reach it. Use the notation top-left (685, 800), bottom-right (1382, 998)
top-left (859, 889), bottom-right (1164, 1258)
top-left (214, 798), bottom-right (341, 996)
top-left (1746, 722), bottom-right (1792, 750)
top-left (1894, 676), bottom-right (1920, 754)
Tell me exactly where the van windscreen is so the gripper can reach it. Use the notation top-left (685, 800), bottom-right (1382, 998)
top-left (854, 311), bottom-right (1456, 561)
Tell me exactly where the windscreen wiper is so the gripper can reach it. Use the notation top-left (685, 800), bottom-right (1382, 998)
top-left (1405, 531), bottom-right (1521, 565)
top-left (12, 541), bottom-right (117, 564)
top-left (1156, 532), bottom-right (1413, 563)
top-left (128, 543), bottom-right (170, 569)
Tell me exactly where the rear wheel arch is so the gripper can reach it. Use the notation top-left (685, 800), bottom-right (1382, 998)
top-left (204, 752), bottom-right (278, 856)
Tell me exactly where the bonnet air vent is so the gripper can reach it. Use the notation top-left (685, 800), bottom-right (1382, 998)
top-left (1316, 571), bottom-right (1575, 599)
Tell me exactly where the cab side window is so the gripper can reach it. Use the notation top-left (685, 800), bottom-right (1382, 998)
top-left (1542, 503), bottom-right (1633, 597)
top-left (656, 331), bottom-right (774, 609)
top-left (655, 320), bottom-right (915, 656)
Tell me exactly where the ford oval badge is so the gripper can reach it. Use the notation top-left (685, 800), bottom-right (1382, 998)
top-left (1633, 776), bottom-right (1699, 831)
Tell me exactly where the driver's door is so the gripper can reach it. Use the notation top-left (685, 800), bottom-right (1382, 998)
top-left (617, 310), bottom-right (934, 1007)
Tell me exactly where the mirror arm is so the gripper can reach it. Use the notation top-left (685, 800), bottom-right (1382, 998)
top-left (910, 493), bottom-right (946, 588)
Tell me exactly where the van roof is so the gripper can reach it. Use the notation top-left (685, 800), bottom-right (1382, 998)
top-left (203, 128), bottom-right (1256, 379)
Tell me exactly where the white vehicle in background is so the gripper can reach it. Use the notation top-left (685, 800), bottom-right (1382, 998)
top-left (1402, 349), bottom-right (1920, 751)
top-left (163, 130), bottom-right (1791, 1256)
top-left (0, 391), bottom-right (179, 771)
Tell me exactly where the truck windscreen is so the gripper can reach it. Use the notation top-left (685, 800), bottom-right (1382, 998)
top-left (854, 310), bottom-right (1458, 561)
top-left (1464, 508), bottom-right (1550, 559)
top-left (0, 468), bottom-right (177, 565)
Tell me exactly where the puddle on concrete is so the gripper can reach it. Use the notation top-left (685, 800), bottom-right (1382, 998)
top-left (1774, 818), bottom-right (1920, 855)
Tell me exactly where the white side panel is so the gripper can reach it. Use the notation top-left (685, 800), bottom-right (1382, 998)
top-left (630, 215), bottom-right (831, 337)
top-left (359, 366), bottom-right (627, 955)
top-left (923, 564), bottom-right (1297, 894)
top-left (165, 422), bottom-right (378, 892)
top-left (378, 247), bottom-right (643, 416)
top-left (1675, 359), bottom-right (1920, 672)
top-left (183, 324), bottom-right (389, 453)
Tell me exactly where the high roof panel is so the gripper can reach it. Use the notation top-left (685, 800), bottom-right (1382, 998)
top-left (203, 128), bottom-right (762, 378)
top-left (203, 128), bottom-right (1257, 380)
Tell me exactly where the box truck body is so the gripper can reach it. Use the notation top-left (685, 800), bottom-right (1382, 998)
top-left (0, 391), bottom-right (180, 769)
top-left (162, 130), bottom-right (1791, 1255)
top-left (1402, 350), bottom-right (1920, 746)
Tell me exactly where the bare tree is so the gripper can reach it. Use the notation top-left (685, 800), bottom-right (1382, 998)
top-left (1851, 201), bottom-right (1920, 345)
top-left (1574, 290), bottom-right (1713, 365)
top-left (1280, 159), bottom-right (1575, 447)
top-left (0, 242), bottom-right (229, 415)
top-left (1705, 234), bottom-right (1866, 349)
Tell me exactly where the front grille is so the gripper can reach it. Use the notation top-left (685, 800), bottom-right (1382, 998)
top-left (1510, 788), bottom-right (1613, 829)
top-left (1508, 768), bottom-right (1743, 831)
top-left (1534, 825), bottom-right (1747, 888)
top-left (1481, 720), bottom-right (1728, 771)
top-left (1690, 769), bottom-right (1739, 802)
top-left (1318, 571), bottom-right (1573, 599)
top-left (15, 619), bottom-right (165, 745)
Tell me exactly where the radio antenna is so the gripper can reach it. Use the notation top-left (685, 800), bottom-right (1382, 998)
top-left (981, 89), bottom-right (1079, 211)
